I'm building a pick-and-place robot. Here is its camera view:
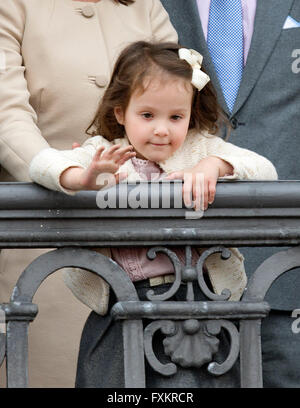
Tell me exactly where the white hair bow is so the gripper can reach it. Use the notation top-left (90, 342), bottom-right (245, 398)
top-left (178, 48), bottom-right (210, 91)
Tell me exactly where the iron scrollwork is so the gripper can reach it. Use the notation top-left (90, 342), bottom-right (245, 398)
top-left (143, 246), bottom-right (239, 377)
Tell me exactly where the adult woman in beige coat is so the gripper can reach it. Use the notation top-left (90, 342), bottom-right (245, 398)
top-left (0, 0), bottom-right (177, 387)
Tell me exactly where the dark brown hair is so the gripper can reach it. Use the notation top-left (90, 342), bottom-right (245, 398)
top-left (88, 41), bottom-right (221, 141)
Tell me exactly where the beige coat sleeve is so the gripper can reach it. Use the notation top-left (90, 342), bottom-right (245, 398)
top-left (0, 0), bottom-right (177, 182)
top-left (150, 0), bottom-right (179, 42)
top-left (0, 0), bottom-right (49, 180)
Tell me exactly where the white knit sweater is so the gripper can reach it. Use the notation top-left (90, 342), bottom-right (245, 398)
top-left (29, 130), bottom-right (278, 314)
top-left (30, 129), bottom-right (278, 194)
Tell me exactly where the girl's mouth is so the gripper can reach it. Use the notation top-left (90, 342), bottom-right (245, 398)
top-left (149, 143), bottom-right (169, 147)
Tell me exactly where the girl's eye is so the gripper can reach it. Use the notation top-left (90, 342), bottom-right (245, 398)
top-left (141, 113), bottom-right (153, 119)
top-left (171, 115), bottom-right (182, 121)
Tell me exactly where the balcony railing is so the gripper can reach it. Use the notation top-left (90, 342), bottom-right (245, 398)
top-left (1, 180), bottom-right (300, 388)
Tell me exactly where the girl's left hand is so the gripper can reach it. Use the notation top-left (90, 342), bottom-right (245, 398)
top-left (164, 156), bottom-right (233, 211)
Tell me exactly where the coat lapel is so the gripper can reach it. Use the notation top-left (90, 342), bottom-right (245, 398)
top-left (232, 0), bottom-right (295, 116)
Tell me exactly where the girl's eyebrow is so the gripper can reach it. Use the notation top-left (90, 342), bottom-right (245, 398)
top-left (138, 106), bottom-right (154, 111)
top-left (137, 105), bottom-right (190, 113)
top-left (168, 108), bottom-right (190, 114)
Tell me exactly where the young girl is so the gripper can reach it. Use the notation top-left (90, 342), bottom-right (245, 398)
top-left (29, 41), bottom-right (277, 387)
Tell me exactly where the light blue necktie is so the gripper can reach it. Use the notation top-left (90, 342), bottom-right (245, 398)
top-left (207, 0), bottom-right (244, 112)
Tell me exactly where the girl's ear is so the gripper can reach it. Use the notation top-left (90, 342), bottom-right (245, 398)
top-left (114, 106), bottom-right (125, 125)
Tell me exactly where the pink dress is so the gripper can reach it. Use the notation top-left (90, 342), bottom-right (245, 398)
top-left (111, 157), bottom-right (199, 282)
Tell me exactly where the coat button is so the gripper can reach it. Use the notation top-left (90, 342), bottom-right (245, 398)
top-left (230, 117), bottom-right (238, 129)
top-left (95, 75), bottom-right (108, 88)
top-left (81, 5), bottom-right (95, 18)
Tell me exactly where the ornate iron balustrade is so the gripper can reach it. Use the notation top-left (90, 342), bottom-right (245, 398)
top-left (1, 180), bottom-right (300, 388)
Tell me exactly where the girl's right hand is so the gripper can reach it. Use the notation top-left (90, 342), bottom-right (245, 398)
top-left (60, 144), bottom-right (136, 191)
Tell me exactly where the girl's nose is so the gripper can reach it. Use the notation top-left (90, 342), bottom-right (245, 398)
top-left (154, 123), bottom-right (169, 137)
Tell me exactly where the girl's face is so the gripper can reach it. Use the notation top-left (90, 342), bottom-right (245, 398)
top-left (114, 76), bottom-right (193, 162)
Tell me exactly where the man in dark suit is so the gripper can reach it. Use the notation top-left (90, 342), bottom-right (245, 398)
top-left (161, 0), bottom-right (300, 387)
